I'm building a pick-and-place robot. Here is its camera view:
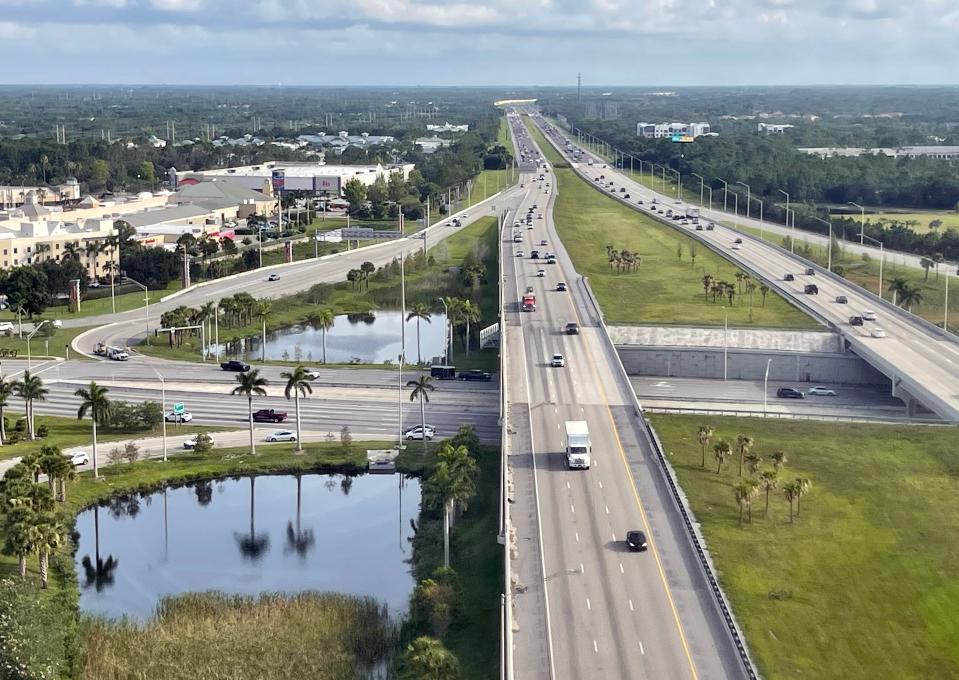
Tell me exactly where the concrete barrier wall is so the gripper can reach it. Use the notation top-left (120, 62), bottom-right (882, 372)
top-left (617, 345), bottom-right (891, 386)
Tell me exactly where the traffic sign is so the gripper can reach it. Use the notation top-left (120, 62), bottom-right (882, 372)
top-left (173, 402), bottom-right (185, 415)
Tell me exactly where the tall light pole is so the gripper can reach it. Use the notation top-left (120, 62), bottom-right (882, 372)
top-left (670, 169), bottom-right (681, 200)
top-left (849, 201), bottom-right (866, 245)
top-left (716, 177), bottom-right (729, 213)
top-left (861, 233), bottom-right (885, 298)
top-left (26, 320), bottom-right (49, 371)
top-left (810, 216), bottom-right (834, 272)
top-left (126, 276), bottom-right (150, 336)
top-left (736, 181), bottom-right (751, 220)
top-left (691, 173), bottom-right (705, 207)
top-left (778, 188), bottom-right (790, 241)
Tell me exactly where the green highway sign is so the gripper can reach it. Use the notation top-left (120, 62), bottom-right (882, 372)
top-left (173, 402), bottom-right (185, 415)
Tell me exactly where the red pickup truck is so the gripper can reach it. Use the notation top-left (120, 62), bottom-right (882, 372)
top-left (253, 409), bottom-right (288, 423)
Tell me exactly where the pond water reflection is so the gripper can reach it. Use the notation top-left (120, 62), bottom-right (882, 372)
top-left (74, 473), bottom-right (420, 621)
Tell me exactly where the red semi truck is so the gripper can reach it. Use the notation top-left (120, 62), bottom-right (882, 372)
top-left (522, 293), bottom-right (536, 312)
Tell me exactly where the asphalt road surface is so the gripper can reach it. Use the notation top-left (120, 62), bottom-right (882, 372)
top-left (535, 115), bottom-right (959, 422)
top-left (507, 113), bottom-right (748, 680)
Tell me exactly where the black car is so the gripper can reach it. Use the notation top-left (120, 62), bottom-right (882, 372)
top-left (624, 194), bottom-right (631, 199)
top-left (804, 284), bottom-right (819, 295)
top-left (734, 237), bottom-right (743, 244)
top-left (626, 530), bottom-right (648, 552)
top-left (565, 322), bottom-right (580, 335)
top-left (849, 316), bottom-right (864, 326)
top-left (556, 282), bottom-right (568, 291)
top-left (705, 223), bottom-right (715, 231)
top-left (784, 273), bottom-right (795, 281)
top-left (530, 250), bottom-right (540, 259)
top-left (220, 360), bottom-right (250, 372)
top-left (458, 370), bottom-right (492, 382)
top-left (836, 295), bottom-right (848, 304)
top-left (805, 267), bottom-right (816, 275)
top-left (777, 387), bottom-right (805, 399)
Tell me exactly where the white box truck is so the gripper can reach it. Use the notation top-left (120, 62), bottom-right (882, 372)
top-left (565, 421), bottom-right (591, 469)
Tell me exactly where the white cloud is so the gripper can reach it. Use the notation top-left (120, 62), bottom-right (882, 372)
top-left (0, 20), bottom-right (34, 38)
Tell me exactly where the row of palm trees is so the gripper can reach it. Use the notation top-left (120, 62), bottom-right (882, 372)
top-left (887, 275), bottom-right (924, 311)
top-left (697, 425), bottom-right (812, 526)
top-left (0, 371), bottom-right (50, 443)
top-left (605, 245), bottom-right (641, 273)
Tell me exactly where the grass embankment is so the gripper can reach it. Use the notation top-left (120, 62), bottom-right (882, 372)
top-left (82, 591), bottom-right (396, 680)
top-left (0, 281), bottom-right (180, 325)
top-left (525, 122), bottom-right (817, 328)
top-left (139, 215), bottom-right (502, 372)
top-left (650, 414), bottom-right (959, 680)
top-left (0, 412), bottom-right (219, 462)
top-left (845, 209), bottom-right (959, 235)
top-left (0, 324), bottom-right (96, 360)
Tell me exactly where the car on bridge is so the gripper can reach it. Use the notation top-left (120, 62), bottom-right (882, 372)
top-left (849, 316), bottom-right (864, 326)
top-left (807, 386), bottom-right (837, 396)
top-left (626, 530), bottom-right (648, 552)
top-left (551, 353), bottom-right (566, 367)
top-left (862, 310), bottom-right (878, 321)
top-left (835, 295), bottom-right (848, 304)
top-left (805, 267), bottom-right (816, 275)
top-left (784, 273), bottom-right (795, 281)
top-left (776, 387), bottom-right (805, 399)
top-left (804, 284), bottom-right (819, 295)
top-left (565, 322), bottom-right (580, 335)
top-left (871, 328), bottom-right (887, 338)
top-left (556, 282), bottom-right (567, 292)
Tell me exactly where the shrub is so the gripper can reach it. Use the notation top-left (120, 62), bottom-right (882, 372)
top-left (123, 442), bottom-right (140, 465)
top-left (35, 424), bottom-right (49, 439)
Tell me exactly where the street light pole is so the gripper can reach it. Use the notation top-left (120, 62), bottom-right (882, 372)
top-left (691, 173), bottom-right (705, 207)
top-left (26, 320), bottom-right (49, 371)
top-left (736, 181), bottom-right (751, 220)
top-left (778, 189), bottom-right (790, 247)
top-left (811, 216), bottom-right (834, 272)
top-left (849, 201), bottom-right (866, 245)
top-left (126, 277), bottom-right (150, 336)
top-left (861, 234), bottom-right (885, 298)
top-left (716, 178), bottom-right (728, 213)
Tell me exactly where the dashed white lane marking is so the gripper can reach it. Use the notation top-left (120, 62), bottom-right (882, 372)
top-left (598, 481), bottom-right (603, 490)
top-left (567, 481), bottom-right (571, 489)
top-left (570, 504), bottom-right (575, 514)
top-left (604, 505), bottom-right (609, 515)
top-left (593, 640), bottom-right (599, 653)
top-left (580, 562), bottom-right (584, 574)
top-left (575, 532), bottom-right (580, 543)
top-left (586, 598), bottom-right (591, 611)
top-left (619, 563), bottom-right (625, 574)
top-left (640, 642), bottom-right (645, 655)
top-left (629, 599), bottom-right (635, 612)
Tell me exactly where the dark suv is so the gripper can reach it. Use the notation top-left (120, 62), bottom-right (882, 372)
top-left (626, 530), bottom-right (648, 552)
top-left (458, 370), bottom-right (492, 382)
top-left (777, 387), bottom-right (805, 399)
top-left (804, 284), bottom-right (819, 295)
top-left (565, 322), bottom-right (580, 335)
top-left (849, 316), bottom-right (864, 326)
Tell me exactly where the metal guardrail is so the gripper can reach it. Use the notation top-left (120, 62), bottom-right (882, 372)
top-left (498, 207), bottom-right (514, 680)
top-left (641, 405), bottom-right (944, 425)
top-left (534, 119), bottom-right (763, 680)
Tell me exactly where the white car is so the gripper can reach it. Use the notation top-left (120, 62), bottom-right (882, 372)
top-left (731, 242), bottom-right (742, 250)
top-left (0, 321), bottom-right (13, 333)
top-left (304, 368), bottom-right (321, 380)
top-left (88, 281), bottom-right (101, 289)
top-left (870, 328), bottom-right (887, 338)
top-left (862, 310), bottom-right (877, 321)
top-left (551, 353), bottom-right (566, 367)
top-left (516, 250), bottom-right (525, 258)
top-left (266, 430), bottom-right (297, 442)
top-left (537, 269), bottom-right (546, 277)
top-left (165, 411), bottom-right (194, 423)
top-left (183, 435), bottom-right (214, 450)
top-left (267, 273), bottom-right (281, 282)
top-left (807, 386), bottom-right (837, 396)
top-left (65, 450), bottom-right (89, 467)
top-left (405, 424), bottom-right (436, 440)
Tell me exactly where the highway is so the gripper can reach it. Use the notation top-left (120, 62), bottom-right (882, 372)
top-left (4, 359), bottom-right (499, 443)
top-left (534, 115), bottom-right (959, 422)
top-left (506, 113), bottom-right (748, 680)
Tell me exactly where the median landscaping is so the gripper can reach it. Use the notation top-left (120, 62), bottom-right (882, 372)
top-left (525, 122), bottom-right (819, 328)
top-left (650, 414), bottom-right (959, 680)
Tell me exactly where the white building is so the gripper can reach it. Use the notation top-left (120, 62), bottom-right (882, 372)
top-left (797, 146), bottom-right (959, 160)
top-left (175, 161), bottom-right (415, 196)
top-left (426, 122), bottom-right (469, 133)
top-left (415, 136), bottom-right (452, 154)
top-left (636, 122), bottom-right (711, 139)
top-left (297, 131), bottom-right (396, 155)
top-left (758, 123), bottom-right (795, 135)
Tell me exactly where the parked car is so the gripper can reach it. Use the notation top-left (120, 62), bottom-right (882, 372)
top-left (626, 530), bottom-right (648, 552)
top-left (65, 450), bottom-right (89, 467)
top-left (862, 310), bottom-right (877, 321)
top-left (88, 280), bottom-right (101, 289)
top-left (565, 322), bottom-right (580, 335)
top-left (405, 425), bottom-right (436, 440)
top-left (458, 370), bottom-right (492, 382)
top-left (266, 430), bottom-right (297, 442)
top-left (165, 411), bottom-right (194, 423)
top-left (835, 295), bottom-right (848, 304)
top-left (267, 273), bottom-right (281, 282)
top-left (253, 409), bottom-right (288, 423)
top-left (220, 360), bottom-right (250, 372)
top-left (807, 386), bottom-right (837, 396)
top-left (551, 353), bottom-right (566, 367)
top-left (871, 328), bottom-right (887, 338)
top-left (183, 435), bottom-right (214, 450)
top-left (556, 282), bottom-right (568, 292)
top-left (776, 387), bottom-right (805, 399)
top-left (849, 316), bottom-right (864, 326)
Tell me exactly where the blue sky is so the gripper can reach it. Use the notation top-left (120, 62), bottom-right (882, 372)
top-left (1, 0), bottom-right (958, 85)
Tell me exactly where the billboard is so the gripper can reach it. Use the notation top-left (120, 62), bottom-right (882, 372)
top-left (271, 169), bottom-right (286, 193)
top-left (312, 176), bottom-right (341, 194)
top-left (671, 135), bottom-right (696, 143)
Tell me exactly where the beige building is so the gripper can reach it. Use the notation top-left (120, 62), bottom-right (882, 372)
top-left (0, 180), bottom-right (82, 208)
top-left (0, 217), bottom-right (115, 277)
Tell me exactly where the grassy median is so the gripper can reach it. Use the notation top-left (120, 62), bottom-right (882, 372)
top-left (525, 123), bottom-right (818, 328)
top-left (650, 414), bottom-right (959, 680)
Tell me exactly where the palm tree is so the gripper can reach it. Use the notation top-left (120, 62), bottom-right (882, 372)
top-left (33, 513), bottom-right (65, 589)
top-left (735, 434), bottom-right (754, 477)
top-left (424, 443), bottom-right (478, 568)
top-left (696, 425), bottom-right (713, 468)
top-left (75, 381), bottom-right (111, 478)
top-left (255, 300), bottom-right (272, 362)
top-left (231, 369), bottom-right (268, 455)
top-left (460, 299), bottom-right (480, 356)
top-left (713, 440), bottom-right (731, 474)
top-left (771, 450), bottom-right (788, 472)
top-left (307, 308), bottom-right (335, 363)
top-left (887, 275), bottom-right (910, 306)
top-left (402, 636), bottom-right (461, 679)
top-left (0, 374), bottom-right (13, 445)
top-left (14, 371), bottom-right (48, 440)
top-left (744, 454), bottom-right (763, 476)
top-left (783, 481), bottom-right (800, 523)
top-left (795, 477), bottom-right (812, 516)
top-left (281, 365), bottom-right (312, 452)
top-left (701, 273), bottom-right (713, 300)
top-left (407, 302), bottom-right (432, 365)
top-left (734, 481), bottom-right (752, 527)
top-left (897, 282), bottom-right (923, 312)
top-left (407, 376), bottom-right (435, 452)
top-left (759, 284), bottom-right (770, 307)
top-left (759, 470), bottom-right (779, 515)
top-left (3, 505), bottom-right (38, 578)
